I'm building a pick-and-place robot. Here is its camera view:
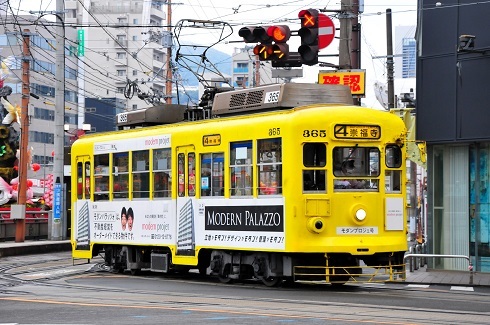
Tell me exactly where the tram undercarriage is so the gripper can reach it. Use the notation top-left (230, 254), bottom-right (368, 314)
top-left (101, 245), bottom-right (406, 286)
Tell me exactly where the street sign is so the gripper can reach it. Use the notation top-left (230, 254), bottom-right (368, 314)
top-left (77, 29), bottom-right (84, 57)
top-left (318, 14), bottom-right (335, 49)
top-left (318, 69), bottom-right (366, 96)
top-left (53, 182), bottom-right (61, 223)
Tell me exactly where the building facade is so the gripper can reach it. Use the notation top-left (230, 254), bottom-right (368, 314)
top-left (416, 0), bottom-right (490, 272)
top-left (65, 0), bottom-right (168, 112)
top-left (0, 15), bottom-right (79, 168)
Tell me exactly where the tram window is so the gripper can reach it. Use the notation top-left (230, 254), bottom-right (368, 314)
top-left (386, 145), bottom-right (402, 168)
top-left (178, 153), bottom-right (185, 197)
top-left (303, 143), bottom-right (326, 192)
top-left (113, 152), bottom-right (129, 199)
top-left (188, 153), bottom-right (196, 197)
top-left (85, 162), bottom-right (90, 198)
top-left (385, 170), bottom-right (401, 193)
top-left (201, 152), bottom-right (224, 197)
top-left (77, 162), bottom-right (83, 199)
top-left (94, 154), bottom-right (109, 201)
top-left (153, 148), bottom-right (171, 198)
top-left (132, 150), bottom-right (149, 198)
top-left (230, 141), bottom-right (253, 196)
top-left (333, 147), bottom-right (379, 177)
top-left (332, 147), bottom-right (380, 191)
top-left (258, 138), bottom-right (282, 195)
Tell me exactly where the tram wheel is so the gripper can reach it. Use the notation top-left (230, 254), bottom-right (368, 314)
top-left (218, 264), bottom-right (233, 284)
top-left (198, 266), bottom-right (208, 276)
top-left (218, 274), bottom-right (233, 284)
top-left (261, 276), bottom-right (283, 287)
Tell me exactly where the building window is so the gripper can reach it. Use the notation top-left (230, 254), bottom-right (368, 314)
top-left (132, 70), bottom-right (137, 76)
top-left (132, 35), bottom-right (137, 41)
top-left (117, 52), bottom-right (126, 59)
top-left (132, 104), bottom-right (137, 110)
top-left (117, 70), bottom-right (126, 77)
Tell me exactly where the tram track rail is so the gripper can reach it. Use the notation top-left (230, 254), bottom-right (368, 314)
top-left (1, 254), bottom-right (490, 325)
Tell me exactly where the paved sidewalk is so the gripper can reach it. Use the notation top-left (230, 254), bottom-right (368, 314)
top-left (405, 265), bottom-right (490, 287)
top-left (0, 239), bottom-right (71, 257)
top-left (1, 240), bottom-right (490, 287)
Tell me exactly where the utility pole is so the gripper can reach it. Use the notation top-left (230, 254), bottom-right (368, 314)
top-left (386, 9), bottom-right (395, 109)
top-left (14, 29), bottom-right (31, 242)
top-left (165, 0), bottom-right (172, 104)
top-left (254, 54), bottom-right (260, 86)
top-left (52, 0), bottom-right (65, 240)
top-left (339, 0), bottom-right (361, 105)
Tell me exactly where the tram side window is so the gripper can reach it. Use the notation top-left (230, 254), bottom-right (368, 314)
top-left (385, 145), bottom-right (402, 193)
top-left (188, 153), bottom-right (196, 197)
top-left (94, 154), bottom-right (109, 201)
top-left (132, 150), bottom-right (149, 198)
top-left (230, 141), bottom-right (253, 196)
top-left (303, 143), bottom-right (326, 192)
top-left (85, 162), bottom-right (90, 198)
top-left (258, 138), bottom-right (282, 195)
top-left (153, 148), bottom-right (171, 198)
top-left (178, 153), bottom-right (185, 197)
top-left (77, 162), bottom-right (83, 199)
top-left (113, 152), bottom-right (129, 199)
top-left (201, 152), bottom-right (224, 197)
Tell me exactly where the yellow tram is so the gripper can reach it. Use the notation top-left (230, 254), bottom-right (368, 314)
top-left (71, 83), bottom-right (408, 285)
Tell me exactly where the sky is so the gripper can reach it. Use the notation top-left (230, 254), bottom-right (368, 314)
top-left (7, 0), bottom-right (418, 109)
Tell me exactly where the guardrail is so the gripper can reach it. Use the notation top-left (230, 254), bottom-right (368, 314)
top-left (404, 246), bottom-right (473, 285)
top-left (0, 210), bottom-right (50, 241)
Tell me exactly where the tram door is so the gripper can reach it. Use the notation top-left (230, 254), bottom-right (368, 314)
top-left (73, 155), bottom-right (92, 255)
top-left (175, 146), bottom-right (197, 257)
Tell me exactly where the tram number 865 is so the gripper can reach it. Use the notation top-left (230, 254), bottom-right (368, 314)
top-left (303, 129), bottom-right (326, 137)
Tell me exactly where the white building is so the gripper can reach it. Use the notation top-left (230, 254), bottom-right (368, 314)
top-left (65, 0), bottom-right (168, 112)
top-left (231, 47), bottom-right (274, 88)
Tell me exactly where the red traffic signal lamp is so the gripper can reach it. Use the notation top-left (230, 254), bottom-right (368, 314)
top-left (298, 9), bottom-right (319, 65)
top-left (267, 25), bottom-right (291, 43)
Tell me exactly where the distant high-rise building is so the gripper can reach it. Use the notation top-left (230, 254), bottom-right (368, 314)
top-left (394, 26), bottom-right (416, 79)
top-left (401, 38), bottom-right (416, 78)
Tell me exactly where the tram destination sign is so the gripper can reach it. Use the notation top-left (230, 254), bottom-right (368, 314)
top-left (203, 134), bottom-right (221, 146)
top-left (334, 124), bottom-right (381, 139)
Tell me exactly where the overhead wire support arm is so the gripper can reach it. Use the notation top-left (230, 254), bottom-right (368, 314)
top-left (173, 19), bottom-right (234, 89)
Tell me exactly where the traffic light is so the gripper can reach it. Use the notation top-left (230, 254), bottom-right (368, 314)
top-left (239, 25), bottom-right (291, 62)
top-left (298, 9), bottom-right (319, 65)
top-left (238, 26), bottom-right (272, 43)
top-left (268, 25), bottom-right (290, 61)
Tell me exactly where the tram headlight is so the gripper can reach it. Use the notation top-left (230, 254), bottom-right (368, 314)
top-left (355, 208), bottom-right (367, 222)
top-left (307, 217), bottom-right (325, 234)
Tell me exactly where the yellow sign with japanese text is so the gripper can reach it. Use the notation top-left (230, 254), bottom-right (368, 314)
top-left (318, 70), bottom-right (366, 96)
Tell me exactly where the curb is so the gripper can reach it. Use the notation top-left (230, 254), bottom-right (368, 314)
top-left (0, 241), bottom-right (71, 258)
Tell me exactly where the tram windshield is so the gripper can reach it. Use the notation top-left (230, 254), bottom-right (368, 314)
top-left (333, 146), bottom-right (380, 190)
